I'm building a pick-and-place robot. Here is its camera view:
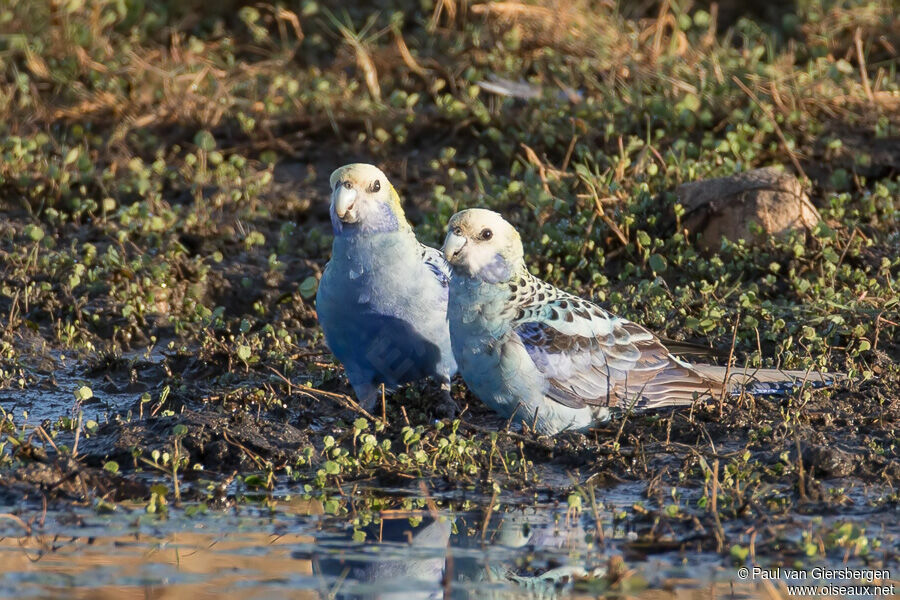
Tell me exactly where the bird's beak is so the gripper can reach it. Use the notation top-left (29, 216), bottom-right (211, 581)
top-left (332, 182), bottom-right (358, 222)
top-left (442, 232), bottom-right (467, 264)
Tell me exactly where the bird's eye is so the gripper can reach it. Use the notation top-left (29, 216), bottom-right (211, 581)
top-left (369, 180), bottom-right (381, 193)
top-left (453, 226), bottom-right (463, 236)
top-left (480, 229), bottom-right (493, 240)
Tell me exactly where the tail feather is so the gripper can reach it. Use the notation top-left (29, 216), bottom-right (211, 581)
top-left (607, 362), bottom-right (845, 415)
top-left (691, 365), bottom-right (845, 396)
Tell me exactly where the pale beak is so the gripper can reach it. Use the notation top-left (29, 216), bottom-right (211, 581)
top-left (332, 182), bottom-right (358, 222)
top-left (442, 232), bottom-right (467, 263)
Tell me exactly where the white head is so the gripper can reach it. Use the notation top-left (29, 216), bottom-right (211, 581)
top-left (442, 209), bottom-right (524, 283)
top-left (328, 163), bottom-right (407, 234)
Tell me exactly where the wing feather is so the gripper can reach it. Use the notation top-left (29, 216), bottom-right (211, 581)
top-left (421, 243), bottom-right (451, 287)
top-left (510, 274), bottom-right (722, 410)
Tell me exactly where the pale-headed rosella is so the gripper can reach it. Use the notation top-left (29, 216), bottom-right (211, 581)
top-left (442, 208), bottom-right (841, 435)
top-left (316, 164), bottom-right (456, 413)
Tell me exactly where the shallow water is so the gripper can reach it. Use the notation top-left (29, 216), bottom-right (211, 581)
top-left (0, 498), bottom-right (729, 599)
top-left (2, 492), bottom-right (897, 599)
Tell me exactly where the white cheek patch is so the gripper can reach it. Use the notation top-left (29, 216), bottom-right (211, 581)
top-left (464, 247), bottom-right (510, 282)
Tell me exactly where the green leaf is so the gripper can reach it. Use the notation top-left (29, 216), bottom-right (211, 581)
top-left (299, 276), bottom-right (318, 300)
top-left (567, 492), bottom-right (583, 510)
top-left (64, 147), bottom-right (80, 165)
top-left (244, 474), bottom-right (266, 489)
top-left (834, 522), bottom-right (854, 539)
top-left (681, 94), bottom-right (701, 113)
top-left (94, 498), bottom-right (117, 513)
top-left (103, 461), bottom-right (119, 474)
top-left (324, 460), bottom-right (340, 475)
top-left (730, 544), bottom-right (749, 562)
top-left (24, 224), bottom-right (45, 242)
top-left (649, 254), bottom-right (667, 273)
top-left (237, 345), bottom-right (252, 361)
top-left (172, 424), bottom-right (188, 437)
top-left (193, 129), bottom-right (216, 151)
top-left (74, 386), bottom-right (93, 401)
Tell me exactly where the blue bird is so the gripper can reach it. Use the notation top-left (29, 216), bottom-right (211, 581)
top-left (442, 209), bottom-right (842, 435)
top-left (316, 164), bottom-right (457, 413)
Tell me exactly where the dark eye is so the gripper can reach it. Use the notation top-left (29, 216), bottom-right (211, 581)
top-left (369, 180), bottom-right (381, 193)
top-left (480, 229), bottom-right (493, 240)
top-left (452, 226), bottom-right (463, 236)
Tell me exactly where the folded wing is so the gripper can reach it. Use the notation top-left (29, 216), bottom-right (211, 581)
top-left (421, 243), bottom-right (451, 288)
top-left (511, 278), bottom-right (722, 410)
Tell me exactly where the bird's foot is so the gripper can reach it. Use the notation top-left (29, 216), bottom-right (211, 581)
top-left (352, 382), bottom-right (381, 413)
top-left (433, 382), bottom-right (459, 420)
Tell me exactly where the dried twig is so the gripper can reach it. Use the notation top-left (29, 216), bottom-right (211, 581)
top-left (323, 8), bottom-right (383, 103)
top-left (591, 193), bottom-right (629, 247)
top-left (853, 27), bottom-right (875, 103)
top-left (0, 513), bottom-right (31, 536)
top-left (295, 387), bottom-right (382, 424)
top-left (719, 311), bottom-right (741, 417)
top-left (394, 27), bottom-right (429, 77)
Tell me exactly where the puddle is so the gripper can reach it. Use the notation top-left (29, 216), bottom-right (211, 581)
top-left (0, 501), bottom-right (695, 599)
top-left (1, 493), bottom-right (896, 599)
top-left (3, 349), bottom-right (171, 427)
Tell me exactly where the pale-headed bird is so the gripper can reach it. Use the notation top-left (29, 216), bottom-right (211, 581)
top-left (442, 208), bottom-right (840, 435)
top-left (316, 164), bottom-right (456, 412)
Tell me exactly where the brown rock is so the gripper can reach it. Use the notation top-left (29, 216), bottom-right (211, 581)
top-left (678, 167), bottom-right (821, 252)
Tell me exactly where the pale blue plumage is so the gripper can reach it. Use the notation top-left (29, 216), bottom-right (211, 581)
top-left (316, 164), bottom-right (456, 411)
top-left (442, 209), bottom-right (841, 435)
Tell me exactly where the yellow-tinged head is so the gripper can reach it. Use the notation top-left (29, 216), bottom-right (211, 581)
top-left (328, 163), bottom-right (408, 233)
top-left (442, 209), bottom-right (523, 283)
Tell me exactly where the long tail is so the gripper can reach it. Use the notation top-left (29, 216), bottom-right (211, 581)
top-left (613, 362), bottom-right (846, 415)
top-left (691, 365), bottom-right (845, 396)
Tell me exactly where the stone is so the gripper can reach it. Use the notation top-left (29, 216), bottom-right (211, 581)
top-left (678, 167), bottom-right (821, 252)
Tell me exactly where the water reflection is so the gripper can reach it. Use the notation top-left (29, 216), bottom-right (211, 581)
top-left (0, 502), bottom-right (609, 599)
top-left (311, 514), bottom-right (451, 599)
top-left (310, 508), bottom-right (604, 599)
top-left (0, 498), bottom-right (880, 600)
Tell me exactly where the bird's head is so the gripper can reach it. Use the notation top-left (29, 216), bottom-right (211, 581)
top-left (328, 163), bottom-right (407, 234)
top-left (442, 209), bottom-right (523, 283)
